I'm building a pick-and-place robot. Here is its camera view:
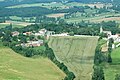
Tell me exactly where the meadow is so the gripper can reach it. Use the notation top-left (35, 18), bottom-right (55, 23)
top-left (0, 20), bottom-right (35, 29)
top-left (48, 36), bottom-right (98, 80)
top-left (0, 46), bottom-right (65, 80)
top-left (5, 2), bottom-right (120, 24)
top-left (104, 47), bottom-right (120, 80)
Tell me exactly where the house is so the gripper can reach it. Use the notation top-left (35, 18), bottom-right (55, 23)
top-left (39, 29), bottom-right (47, 36)
top-left (20, 40), bottom-right (44, 47)
top-left (100, 26), bottom-right (112, 36)
top-left (108, 34), bottom-right (120, 43)
top-left (46, 31), bottom-right (55, 39)
top-left (23, 32), bottom-right (32, 35)
top-left (34, 29), bottom-right (47, 36)
top-left (52, 33), bottom-right (69, 36)
top-left (11, 31), bottom-right (19, 36)
top-left (27, 40), bottom-right (44, 47)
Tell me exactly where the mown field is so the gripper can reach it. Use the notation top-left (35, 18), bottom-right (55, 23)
top-left (0, 21), bottom-right (35, 29)
top-left (48, 36), bottom-right (98, 80)
top-left (104, 47), bottom-right (120, 80)
top-left (0, 46), bottom-right (65, 80)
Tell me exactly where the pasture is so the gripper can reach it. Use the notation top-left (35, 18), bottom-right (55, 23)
top-left (65, 12), bottom-right (120, 23)
top-left (48, 36), bottom-right (98, 80)
top-left (0, 23), bottom-right (25, 29)
top-left (0, 47), bottom-right (65, 80)
top-left (0, 20), bottom-right (35, 29)
top-left (46, 13), bottom-right (66, 18)
top-left (7, 2), bottom-right (67, 9)
top-left (104, 47), bottom-right (120, 80)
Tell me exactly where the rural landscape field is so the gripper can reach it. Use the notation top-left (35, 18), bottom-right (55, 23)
top-left (48, 36), bottom-right (98, 80)
top-left (0, 44), bottom-right (65, 80)
top-left (0, 0), bottom-right (120, 80)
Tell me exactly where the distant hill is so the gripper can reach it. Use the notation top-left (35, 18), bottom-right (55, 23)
top-left (0, 0), bottom-right (114, 3)
top-left (0, 0), bottom-right (119, 7)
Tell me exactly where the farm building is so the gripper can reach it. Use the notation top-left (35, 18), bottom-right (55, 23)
top-left (34, 29), bottom-right (47, 36)
top-left (100, 26), bottom-right (112, 36)
top-left (108, 34), bottom-right (120, 43)
top-left (20, 40), bottom-right (44, 47)
top-left (52, 33), bottom-right (69, 36)
top-left (23, 32), bottom-right (33, 35)
top-left (11, 31), bottom-right (20, 36)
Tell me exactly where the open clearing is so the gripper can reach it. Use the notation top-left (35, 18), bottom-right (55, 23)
top-left (0, 20), bottom-right (35, 28)
top-left (104, 47), bottom-right (120, 80)
top-left (48, 36), bottom-right (98, 80)
top-left (0, 47), bottom-right (65, 80)
top-left (46, 13), bottom-right (66, 18)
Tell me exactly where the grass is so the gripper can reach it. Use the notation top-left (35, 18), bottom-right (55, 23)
top-left (48, 36), bottom-right (98, 80)
top-left (65, 11), bottom-right (120, 23)
top-left (104, 47), bottom-right (120, 80)
top-left (0, 23), bottom-right (25, 29)
top-left (6, 2), bottom-right (67, 9)
top-left (0, 20), bottom-right (35, 29)
top-left (0, 46), bottom-right (65, 80)
top-left (46, 13), bottom-right (66, 18)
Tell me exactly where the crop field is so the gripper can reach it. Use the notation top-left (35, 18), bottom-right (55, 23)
top-left (65, 12), bottom-right (120, 23)
top-left (46, 13), bottom-right (66, 18)
top-left (0, 20), bottom-right (35, 29)
top-left (104, 47), bottom-right (120, 80)
top-left (7, 2), bottom-right (67, 9)
top-left (0, 46), bottom-right (65, 80)
top-left (48, 36), bottom-right (98, 80)
top-left (0, 23), bottom-right (25, 29)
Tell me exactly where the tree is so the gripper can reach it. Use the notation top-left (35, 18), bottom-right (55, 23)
top-left (107, 38), bottom-right (113, 63)
top-left (115, 74), bottom-right (120, 80)
top-left (92, 66), bottom-right (105, 80)
top-left (69, 31), bottom-right (74, 36)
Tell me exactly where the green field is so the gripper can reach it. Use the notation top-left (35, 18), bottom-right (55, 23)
top-left (104, 47), bottom-right (120, 80)
top-left (0, 46), bottom-right (65, 80)
top-left (7, 2), bottom-right (67, 9)
top-left (48, 36), bottom-right (98, 80)
top-left (0, 23), bottom-right (25, 29)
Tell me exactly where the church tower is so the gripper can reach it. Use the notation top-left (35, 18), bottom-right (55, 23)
top-left (100, 26), bottom-right (103, 33)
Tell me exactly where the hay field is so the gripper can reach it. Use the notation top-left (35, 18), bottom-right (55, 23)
top-left (0, 47), bottom-right (65, 80)
top-left (48, 36), bottom-right (98, 80)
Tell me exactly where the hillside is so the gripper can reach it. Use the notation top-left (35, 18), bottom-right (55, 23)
top-left (0, 0), bottom-right (113, 3)
top-left (104, 47), bottom-right (120, 80)
top-left (48, 36), bottom-right (98, 80)
top-left (0, 47), bottom-right (65, 80)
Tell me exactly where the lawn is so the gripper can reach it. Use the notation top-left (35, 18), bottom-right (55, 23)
top-left (104, 47), bottom-right (120, 80)
top-left (48, 36), bottom-right (98, 80)
top-left (0, 46), bottom-right (65, 80)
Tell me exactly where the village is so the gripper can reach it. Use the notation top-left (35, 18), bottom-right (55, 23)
top-left (11, 26), bottom-right (120, 50)
top-left (100, 26), bottom-right (120, 52)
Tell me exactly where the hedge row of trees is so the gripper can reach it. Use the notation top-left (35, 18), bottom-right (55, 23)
top-left (93, 38), bottom-right (105, 80)
top-left (93, 38), bottom-right (115, 80)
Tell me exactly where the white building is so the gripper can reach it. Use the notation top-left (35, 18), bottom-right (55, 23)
top-left (108, 34), bottom-right (120, 43)
top-left (100, 26), bottom-right (112, 36)
top-left (52, 33), bottom-right (69, 36)
top-left (34, 28), bottom-right (47, 36)
top-left (20, 40), bottom-right (44, 47)
top-left (12, 31), bottom-right (20, 36)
